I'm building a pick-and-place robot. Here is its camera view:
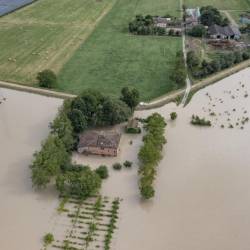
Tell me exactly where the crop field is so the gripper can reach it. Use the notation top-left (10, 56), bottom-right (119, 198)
top-left (58, 0), bottom-right (182, 100)
top-left (46, 196), bottom-right (121, 250)
top-left (0, 0), bottom-right (116, 84)
top-left (184, 0), bottom-right (250, 11)
top-left (0, 0), bottom-right (182, 100)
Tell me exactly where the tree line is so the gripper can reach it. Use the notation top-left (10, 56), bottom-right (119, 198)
top-left (187, 50), bottom-right (250, 79)
top-left (138, 113), bottom-right (166, 199)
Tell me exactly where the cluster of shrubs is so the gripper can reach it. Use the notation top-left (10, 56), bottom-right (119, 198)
top-left (188, 25), bottom-right (206, 37)
top-left (30, 87), bottom-right (139, 198)
top-left (138, 113), bottom-right (166, 199)
top-left (113, 161), bottom-right (133, 170)
top-left (187, 50), bottom-right (250, 79)
top-left (191, 115), bottom-right (211, 126)
top-left (128, 14), bottom-right (181, 37)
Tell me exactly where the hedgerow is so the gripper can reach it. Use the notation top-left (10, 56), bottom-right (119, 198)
top-left (138, 113), bottom-right (166, 199)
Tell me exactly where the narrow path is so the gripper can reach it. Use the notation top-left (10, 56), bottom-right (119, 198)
top-left (179, 0), bottom-right (191, 106)
top-left (0, 80), bottom-right (76, 99)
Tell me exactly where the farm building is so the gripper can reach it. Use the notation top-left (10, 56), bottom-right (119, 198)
top-left (153, 17), bottom-right (171, 28)
top-left (185, 7), bottom-right (201, 27)
top-left (208, 24), bottom-right (241, 40)
top-left (126, 118), bottom-right (141, 133)
top-left (77, 131), bottom-right (121, 157)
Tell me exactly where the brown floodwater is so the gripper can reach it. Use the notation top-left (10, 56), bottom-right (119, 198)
top-left (1, 68), bottom-right (250, 250)
top-left (75, 68), bottom-right (250, 250)
top-left (0, 88), bottom-right (62, 250)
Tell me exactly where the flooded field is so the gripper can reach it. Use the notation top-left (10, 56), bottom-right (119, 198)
top-left (75, 68), bottom-right (250, 250)
top-left (1, 68), bottom-right (250, 250)
top-left (0, 88), bottom-right (62, 250)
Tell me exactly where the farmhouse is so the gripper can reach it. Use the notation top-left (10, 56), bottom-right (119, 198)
top-left (77, 131), bottom-right (121, 157)
top-left (185, 7), bottom-right (201, 27)
top-left (208, 24), bottom-right (241, 40)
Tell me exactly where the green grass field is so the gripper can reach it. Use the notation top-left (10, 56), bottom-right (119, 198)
top-left (58, 0), bottom-right (182, 100)
top-left (0, 0), bottom-right (116, 84)
top-left (0, 0), bottom-right (182, 100)
top-left (184, 0), bottom-right (250, 10)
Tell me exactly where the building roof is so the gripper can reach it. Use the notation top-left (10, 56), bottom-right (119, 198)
top-left (208, 24), bottom-right (241, 37)
top-left (78, 131), bottom-right (121, 149)
top-left (186, 8), bottom-right (201, 19)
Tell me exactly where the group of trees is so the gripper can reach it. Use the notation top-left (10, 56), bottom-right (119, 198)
top-left (138, 113), bottom-right (166, 199)
top-left (129, 15), bottom-right (165, 36)
top-left (187, 50), bottom-right (250, 79)
top-left (68, 88), bottom-right (138, 134)
top-left (56, 166), bottom-right (102, 198)
top-left (188, 24), bottom-right (206, 37)
top-left (128, 15), bottom-right (181, 37)
top-left (170, 51), bottom-right (187, 88)
top-left (200, 6), bottom-right (229, 26)
top-left (30, 87), bottom-right (140, 198)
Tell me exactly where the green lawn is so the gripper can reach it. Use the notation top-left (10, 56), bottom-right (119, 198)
top-left (0, 0), bottom-right (116, 84)
top-left (58, 0), bottom-right (182, 101)
top-left (184, 0), bottom-right (250, 10)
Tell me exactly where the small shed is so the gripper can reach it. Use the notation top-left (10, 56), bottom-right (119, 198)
top-left (126, 118), bottom-right (141, 134)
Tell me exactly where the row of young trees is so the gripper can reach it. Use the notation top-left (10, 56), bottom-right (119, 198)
top-left (187, 50), bottom-right (250, 79)
top-left (30, 87), bottom-right (139, 198)
top-left (138, 113), bottom-right (166, 199)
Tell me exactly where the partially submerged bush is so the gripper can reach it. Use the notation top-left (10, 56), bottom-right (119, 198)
top-left (113, 163), bottom-right (122, 170)
top-left (95, 165), bottom-right (109, 179)
top-left (43, 233), bottom-right (54, 246)
top-left (170, 112), bottom-right (177, 120)
top-left (123, 161), bottom-right (133, 168)
top-left (191, 115), bottom-right (211, 126)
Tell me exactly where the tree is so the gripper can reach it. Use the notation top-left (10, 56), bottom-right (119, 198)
top-left (95, 165), bottom-right (109, 179)
top-left (43, 233), bottom-right (54, 246)
top-left (140, 185), bottom-right (155, 199)
top-left (56, 167), bottom-right (102, 198)
top-left (188, 25), bottom-right (206, 37)
top-left (30, 135), bottom-right (70, 189)
top-left (120, 87), bottom-right (140, 109)
top-left (68, 109), bottom-right (87, 133)
top-left (37, 70), bottom-right (57, 88)
top-left (101, 97), bottom-right (132, 125)
top-left (50, 110), bottom-right (74, 151)
top-left (170, 112), bottom-right (177, 120)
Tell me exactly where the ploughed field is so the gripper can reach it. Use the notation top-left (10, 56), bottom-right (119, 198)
top-left (0, 0), bottom-right (182, 101)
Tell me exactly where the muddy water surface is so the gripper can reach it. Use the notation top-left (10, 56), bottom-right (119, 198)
top-left (0, 88), bottom-right (62, 250)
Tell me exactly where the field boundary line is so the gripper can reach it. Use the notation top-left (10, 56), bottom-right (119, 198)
top-left (0, 80), bottom-right (76, 99)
